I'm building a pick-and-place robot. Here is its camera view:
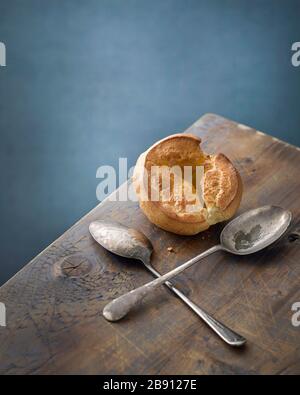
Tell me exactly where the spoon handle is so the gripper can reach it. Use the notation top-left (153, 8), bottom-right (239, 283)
top-left (103, 244), bottom-right (221, 322)
top-left (143, 263), bottom-right (246, 347)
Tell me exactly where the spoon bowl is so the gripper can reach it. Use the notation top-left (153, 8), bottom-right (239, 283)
top-left (89, 220), bottom-right (153, 263)
top-left (220, 206), bottom-right (292, 255)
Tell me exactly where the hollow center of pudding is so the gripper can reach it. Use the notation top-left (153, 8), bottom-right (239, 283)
top-left (150, 151), bottom-right (207, 214)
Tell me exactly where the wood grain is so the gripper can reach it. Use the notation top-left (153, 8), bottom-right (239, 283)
top-left (0, 113), bottom-right (299, 375)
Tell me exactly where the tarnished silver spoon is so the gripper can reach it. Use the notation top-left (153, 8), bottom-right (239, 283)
top-left (89, 220), bottom-right (246, 346)
top-left (103, 206), bottom-right (291, 324)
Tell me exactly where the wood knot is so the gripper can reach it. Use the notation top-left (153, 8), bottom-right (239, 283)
top-left (59, 255), bottom-right (93, 277)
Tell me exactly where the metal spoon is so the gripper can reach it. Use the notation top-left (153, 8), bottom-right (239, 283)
top-left (89, 220), bottom-right (246, 346)
top-left (103, 206), bottom-right (292, 323)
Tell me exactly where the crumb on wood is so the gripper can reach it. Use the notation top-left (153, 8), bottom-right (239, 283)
top-left (167, 246), bottom-right (175, 253)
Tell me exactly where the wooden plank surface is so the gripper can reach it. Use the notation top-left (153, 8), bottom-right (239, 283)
top-left (0, 113), bottom-right (300, 375)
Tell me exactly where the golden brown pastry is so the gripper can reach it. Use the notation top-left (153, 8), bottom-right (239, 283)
top-left (133, 133), bottom-right (242, 235)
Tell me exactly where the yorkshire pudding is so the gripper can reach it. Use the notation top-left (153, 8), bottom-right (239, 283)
top-left (133, 133), bottom-right (243, 235)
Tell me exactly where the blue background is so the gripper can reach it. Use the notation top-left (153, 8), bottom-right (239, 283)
top-left (0, 0), bottom-right (299, 284)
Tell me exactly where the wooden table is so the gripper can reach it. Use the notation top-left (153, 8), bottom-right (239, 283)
top-left (0, 114), bottom-right (299, 375)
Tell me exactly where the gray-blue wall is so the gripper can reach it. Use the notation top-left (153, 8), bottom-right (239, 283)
top-left (0, 0), bottom-right (300, 284)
